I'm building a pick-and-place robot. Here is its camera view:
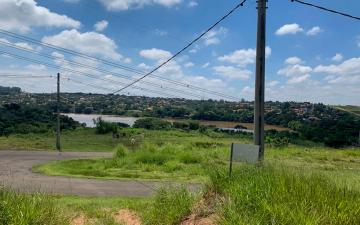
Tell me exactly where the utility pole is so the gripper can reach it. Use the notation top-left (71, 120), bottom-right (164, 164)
top-left (254, 0), bottom-right (267, 160)
top-left (56, 72), bottom-right (61, 153)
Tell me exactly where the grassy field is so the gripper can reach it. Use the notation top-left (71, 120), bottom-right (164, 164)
top-left (2, 127), bottom-right (360, 224)
top-left (0, 127), bottom-right (249, 151)
top-left (34, 131), bottom-right (360, 190)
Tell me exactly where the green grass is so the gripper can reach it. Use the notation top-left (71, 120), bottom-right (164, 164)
top-left (55, 195), bottom-right (150, 224)
top-left (0, 127), bottom-right (248, 152)
top-left (54, 189), bottom-right (195, 225)
top-left (0, 188), bottom-right (69, 225)
top-left (34, 137), bottom-right (360, 186)
top-left (35, 141), bottom-right (229, 182)
top-left (207, 164), bottom-right (360, 225)
top-left (266, 146), bottom-right (360, 190)
top-left (142, 187), bottom-right (196, 225)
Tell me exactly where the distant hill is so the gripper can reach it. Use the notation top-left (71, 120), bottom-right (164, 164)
top-left (334, 105), bottom-right (360, 117)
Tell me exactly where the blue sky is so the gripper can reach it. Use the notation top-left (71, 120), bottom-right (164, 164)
top-left (0, 0), bottom-right (359, 105)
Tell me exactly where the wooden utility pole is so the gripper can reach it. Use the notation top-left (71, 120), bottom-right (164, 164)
top-left (56, 72), bottom-right (61, 153)
top-left (254, 0), bottom-right (267, 160)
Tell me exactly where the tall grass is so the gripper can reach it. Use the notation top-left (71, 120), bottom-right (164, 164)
top-left (208, 165), bottom-right (360, 225)
top-left (143, 187), bottom-right (195, 225)
top-left (0, 188), bottom-right (69, 225)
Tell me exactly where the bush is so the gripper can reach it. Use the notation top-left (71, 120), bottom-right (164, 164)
top-left (173, 121), bottom-right (189, 130)
top-left (93, 117), bottom-right (118, 134)
top-left (266, 136), bottom-right (290, 148)
top-left (133, 118), bottom-right (171, 130)
top-left (188, 121), bottom-right (200, 130)
top-left (114, 144), bottom-right (128, 158)
top-left (144, 187), bottom-right (195, 225)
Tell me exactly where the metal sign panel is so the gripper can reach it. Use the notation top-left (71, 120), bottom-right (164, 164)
top-left (231, 143), bottom-right (260, 163)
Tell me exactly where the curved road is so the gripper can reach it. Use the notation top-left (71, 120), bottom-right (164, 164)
top-left (0, 150), bottom-right (200, 197)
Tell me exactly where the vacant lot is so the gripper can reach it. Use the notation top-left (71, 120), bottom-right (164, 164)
top-left (2, 128), bottom-right (360, 224)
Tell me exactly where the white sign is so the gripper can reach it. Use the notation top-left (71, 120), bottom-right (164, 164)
top-left (231, 143), bottom-right (260, 163)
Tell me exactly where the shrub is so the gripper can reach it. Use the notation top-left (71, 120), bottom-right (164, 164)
top-left (93, 117), bottom-right (118, 134)
top-left (173, 121), bottom-right (189, 130)
top-left (234, 124), bottom-right (247, 129)
top-left (188, 121), bottom-right (200, 130)
top-left (133, 118), bottom-right (171, 130)
top-left (144, 187), bottom-right (195, 225)
top-left (265, 136), bottom-right (290, 148)
top-left (114, 144), bottom-right (128, 158)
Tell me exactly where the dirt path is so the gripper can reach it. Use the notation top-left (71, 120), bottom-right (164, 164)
top-left (0, 150), bottom-right (200, 197)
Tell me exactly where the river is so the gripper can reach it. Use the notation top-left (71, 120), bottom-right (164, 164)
top-left (65, 113), bottom-right (286, 132)
top-left (64, 114), bottom-right (138, 128)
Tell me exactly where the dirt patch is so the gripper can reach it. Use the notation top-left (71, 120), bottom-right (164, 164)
top-left (71, 214), bottom-right (86, 225)
top-left (181, 214), bottom-right (217, 225)
top-left (114, 209), bottom-right (142, 225)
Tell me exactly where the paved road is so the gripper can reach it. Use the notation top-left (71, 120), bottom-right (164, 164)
top-left (0, 151), bottom-right (201, 197)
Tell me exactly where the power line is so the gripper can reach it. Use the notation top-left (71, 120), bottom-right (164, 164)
top-left (0, 28), bottom-right (239, 101)
top-left (0, 74), bottom-right (53, 78)
top-left (0, 40), bottom-right (213, 100)
top-left (65, 77), bottom-right (118, 93)
top-left (111, 0), bottom-right (248, 94)
top-left (290, 0), bottom-right (360, 21)
top-left (0, 50), bottom-right (186, 99)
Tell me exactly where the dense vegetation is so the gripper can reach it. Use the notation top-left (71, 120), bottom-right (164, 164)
top-left (0, 103), bottom-right (79, 136)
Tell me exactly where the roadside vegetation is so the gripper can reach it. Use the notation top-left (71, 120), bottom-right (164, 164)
top-left (0, 188), bottom-right (69, 225)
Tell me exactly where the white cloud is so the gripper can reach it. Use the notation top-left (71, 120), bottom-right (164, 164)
top-left (285, 56), bottom-right (303, 65)
top-left (26, 64), bottom-right (47, 71)
top-left (157, 61), bottom-right (183, 78)
top-left (202, 62), bottom-right (210, 68)
top-left (184, 62), bottom-right (194, 68)
top-left (306, 26), bottom-right (322, 36)
top-left (98, 0), bottom-right (182, 11)
top-left (278, 64), bottom-right (312, 77)
top-left (155, 29), bottom-right (168, 36)
top-left (0, 38), bottom-right (37, 51)
top-left (139, 48), bottom-right (172, 61)
top-left (42, 29), bottom-right (122, 60)
top-left (203, 27), bottom-right (228, 46)
top-left (287, 74), bottom-right (310, 84)
top-left (138, 63), bottom-right (151, 70)
top-left (267, 80), bottom-right (279, 87)
top-left (241, 86), bottom-right (253, 94)
top-left (213, 66), bottom-right (252, 80)
top-left (218, 46), bottom-right (271, 67)
top-left (124, 57), bottom-right (132, 64)
top-left (187, 1), bottom-right (198, 7)
top-left (331, 53), bottom-right (343, 62)
top-left (275, 23), bottom-right (303, 36)
top-left (0, 0), bottom-right (80, 33)
top-left (94, 20), bottom-right (109, 32)
top-left (314, 57), bottom-right (360, 75)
